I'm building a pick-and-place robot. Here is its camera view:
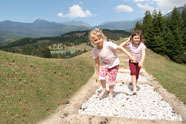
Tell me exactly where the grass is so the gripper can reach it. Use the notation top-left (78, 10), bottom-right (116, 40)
top-left (0, 50), bottom-right (94, 124)
top-left (144, 49), bottom-right (186, 103)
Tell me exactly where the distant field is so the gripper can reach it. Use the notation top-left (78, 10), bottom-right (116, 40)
top-left (49, 43), bottom-right (93, 51)
top-left (0, 50), bottom-right (94, 124)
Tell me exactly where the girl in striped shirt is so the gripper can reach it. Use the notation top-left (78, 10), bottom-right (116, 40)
top-left (120, 30), bottom-right (146, 95)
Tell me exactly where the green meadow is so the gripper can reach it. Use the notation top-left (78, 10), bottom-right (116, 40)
top-left (0, 50), bottom-right (94, 124)
top-left (144, 49), bottom-right (186, 103)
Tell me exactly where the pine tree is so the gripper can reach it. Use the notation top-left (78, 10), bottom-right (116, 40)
top-left (181, 7), bottom-right (186, 63)
top-left (39, 48), bottom-right (52, 58)
top-left (143, 11), bottom-right (153, 49)
top-left (169, 8), bottom-right (183, 31)
top-left (163, 27), bottom-right (175, 58)
top-left (151, 10), bottom-right (166, 54)
top-left (168, 8), bottom-right (184, 63)
top-left (134, 21), bottom-right (143, 31)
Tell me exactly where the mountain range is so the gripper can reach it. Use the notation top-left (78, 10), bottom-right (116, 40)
top-left (0, 19), bottom-right (90, 44)
top-left (0, 19), bottom-right (138, 44)
top-left (164, 4), bottom-right (186, 17)
top-left (95, 19), bottom-right (141, 32)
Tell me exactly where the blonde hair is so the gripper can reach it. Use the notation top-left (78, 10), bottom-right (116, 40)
top-left (89, 28), bottom-right (107, 46)
top-left (131, 30), bottom-right (144, 43)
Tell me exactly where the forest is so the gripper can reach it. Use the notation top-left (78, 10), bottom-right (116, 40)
top-left (134, 7), bottom-right (186, 63)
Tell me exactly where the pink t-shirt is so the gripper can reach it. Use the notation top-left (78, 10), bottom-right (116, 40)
top-left (127, 42), bottom-right (146, 62)
top-left (92, 41), bottom-right (120, 68)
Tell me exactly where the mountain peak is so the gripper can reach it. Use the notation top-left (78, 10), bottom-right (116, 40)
top-left (33, 19), bottom-right (49, 24)
top-left (61, 20), bottom-right (91, 28)
top-left (1, 20), bottom-right (13, 23)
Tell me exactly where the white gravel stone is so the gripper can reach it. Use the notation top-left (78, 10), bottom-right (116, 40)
top-left (78, 72), bottom-right (182, 121)
top-left (116, 73), bottom-right (149, 83)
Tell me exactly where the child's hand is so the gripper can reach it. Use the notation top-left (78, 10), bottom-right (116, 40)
top-left (129, 36), bottom-right (132, 41)
top-left (138, 61), bottom-right (143, 68)
top-left (130, 56), bottom-right (137, 63)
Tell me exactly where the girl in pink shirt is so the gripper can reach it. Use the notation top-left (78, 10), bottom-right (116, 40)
top-left (90, 29), bottom-right (136, 99)
top-left (120, 30), bottom-right (146, 95)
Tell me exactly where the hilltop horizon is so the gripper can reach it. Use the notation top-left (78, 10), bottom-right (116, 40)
top-left (0, 18), bottom-right (141, 27)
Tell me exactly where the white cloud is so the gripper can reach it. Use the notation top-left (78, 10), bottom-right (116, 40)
top-left (152, 0), bottom-right (186, 12)
top-left (58, 4), bottom-right (92, 18)
top-left (115, 4), bottom-right (133, 12)
top-left (124, 0), bottom-right (145, 2)
top-left (125, 0), bottom-right (186, 13)
top-left (134, 0), bottom-right (145, 2)
top-left (57, 12), bottom-right (64, 17)
top-left (137, 3), bottom-right (156, 11)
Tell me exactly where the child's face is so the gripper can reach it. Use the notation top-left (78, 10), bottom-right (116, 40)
top-left (132, 35), bottom-right (141, 45)
top-left (92, 36), bottom-right (104, 48)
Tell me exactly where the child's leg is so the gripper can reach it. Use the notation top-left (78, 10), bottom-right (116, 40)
top-left (109, 86), bottom-right (114, 99)
top-left (136, 64), bottom-right (141, 81)
top-left (99, 80), bottom-right (106, 98)
top-left (99, 66), bottom-right (108, 99)
top-left (129, 61), bottom-right (138, 94)
top-left (108, 65), bottom-right (119, 99)
top-left (131, 75), bottom-right (137, 93)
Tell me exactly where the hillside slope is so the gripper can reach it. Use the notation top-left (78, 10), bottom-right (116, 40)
top-left (0, 50), bottom-right (94, 124)
top-left (144, 50), bottom-right (186, 103)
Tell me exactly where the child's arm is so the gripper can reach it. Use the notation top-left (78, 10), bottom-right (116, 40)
top-left (120, 36), bottom-right (131, 48)
top-left (95, 57), bottom-right (100, 82)
top-left (139, 49), bottom-right (146, 68)
top-left (117, 46), bottom-right (137, 63)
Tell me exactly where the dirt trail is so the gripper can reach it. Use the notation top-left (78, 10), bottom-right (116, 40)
top-left (38, 52), bottom-right (186, 124)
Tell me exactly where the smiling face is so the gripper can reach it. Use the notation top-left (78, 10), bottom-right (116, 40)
top-left (89, 29), bottom-right (106, 49)
top-left (131, 30), bottom-right (143, 45)
top-left (92, 36), bottom-right (104, 49)
top-left (132, 35), bottom-right (141, 45)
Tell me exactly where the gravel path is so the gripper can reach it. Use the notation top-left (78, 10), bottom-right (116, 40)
top-left (78, 68), bottom-right (183, 121)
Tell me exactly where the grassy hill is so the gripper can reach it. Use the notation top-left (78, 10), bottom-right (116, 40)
top-left (0, 50), bottom-right (94, 124)
top-left (144, 49), bottom-right (186, 103)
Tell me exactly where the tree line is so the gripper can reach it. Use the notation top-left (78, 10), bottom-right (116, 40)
top-left (135, 7), bottom-right (186, 63)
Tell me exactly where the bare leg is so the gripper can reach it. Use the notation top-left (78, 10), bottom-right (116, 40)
top-left (99, 80), bottom-right (106, 99)
top-left (131, 75), bottom-right (137, 94)
top-left (109, 86), bottom-right (114, 100)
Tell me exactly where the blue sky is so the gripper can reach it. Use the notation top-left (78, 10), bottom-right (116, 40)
top-left (0, 0), bottom-right (186, 26)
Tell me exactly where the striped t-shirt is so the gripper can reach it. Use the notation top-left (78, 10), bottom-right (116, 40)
top-left (127, 42), bottom-right (146, 62)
